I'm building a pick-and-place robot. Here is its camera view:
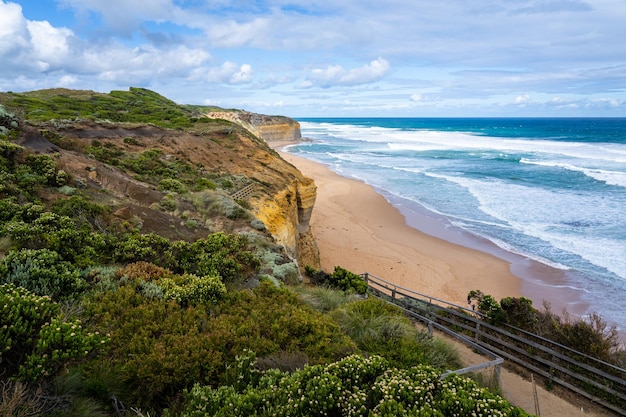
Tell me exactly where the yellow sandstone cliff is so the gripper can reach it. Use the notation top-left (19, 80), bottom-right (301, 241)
top-left (206, 111), bottom-right (301, 141)
top-left (205, 110), bottom-right (319, 269)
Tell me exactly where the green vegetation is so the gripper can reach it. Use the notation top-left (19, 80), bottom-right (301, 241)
top-left (305, 264), bottom-right (368, 294)
top-left (0, 88), bottom-right (538, 416)
top-left (0, 248), bottom-right (86, 299)
top-left (0, 87), bottom-right (200, 129)
top-left (175, 353), bottom-right (530, 417)
top-left (468, 289), bottom-right (621, 363)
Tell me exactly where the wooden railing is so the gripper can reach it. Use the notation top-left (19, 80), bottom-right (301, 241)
top-left (230, 183), bottom-right (256, 200)
top-left (362, 272), bottom-right (626, 416)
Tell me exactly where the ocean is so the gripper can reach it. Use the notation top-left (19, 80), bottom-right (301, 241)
top-left (285, 118), bottom-right (626, 332)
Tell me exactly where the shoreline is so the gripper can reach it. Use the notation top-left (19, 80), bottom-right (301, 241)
top-left (272, 141), bottom-right (591, 318)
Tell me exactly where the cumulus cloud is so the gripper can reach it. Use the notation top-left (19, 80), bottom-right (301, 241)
top-left (206, 18), bottom-right (272, 48)
top-left (0, 1), bottom-right (29, 54)
top-left (191, 62), bottom-right (253, 84)
top-left (303, 58), bottom-right (390, 88)
top-left (2, 0), bottom-right (626, 115)
top-left (0, 1), bottom-right (216, 89)
top-left (0, 2), bottom-right (76, 75)
top-left (26, 20), bottom-right (73, 67)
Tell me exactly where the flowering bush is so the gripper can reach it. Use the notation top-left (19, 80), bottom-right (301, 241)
top-left (0, 283), bottom-right (108, 382)
top-left (158, 273), bottom-right (227, 307)
top-left (18, 317), bottom-right (109, 381)
top-left (113, 232), bottom-right (259, 283)
top-left (0, 283), bottom-right (58, 372)
top-left (0, 212), bottom-right (107, 267)
top-left (177, 354), bottom-right (531, 417)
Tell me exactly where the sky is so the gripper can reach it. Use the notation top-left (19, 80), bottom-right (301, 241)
top-left (1, 0), bottom-right (625, 117)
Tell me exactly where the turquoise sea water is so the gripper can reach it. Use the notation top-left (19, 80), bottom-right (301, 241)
top-left (286, 118), bottom-right (626, 331)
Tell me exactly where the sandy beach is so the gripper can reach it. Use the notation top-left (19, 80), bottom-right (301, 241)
top-left (276, 146), bottom-right (523, 306)
top-left (274, 144), bottom-right (618, 416)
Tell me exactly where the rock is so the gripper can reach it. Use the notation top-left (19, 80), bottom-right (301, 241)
top-left (206, 111), bottom-right (301, 142)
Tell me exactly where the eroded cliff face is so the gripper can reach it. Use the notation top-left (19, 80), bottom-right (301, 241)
top-left (203, 109), bottom-right (320, 269)
top-left (252, 175), bottom-right (317, 266)
top-left (20, 117), bottom-right (319, 269)
top-left (206, 111), bottom-right (301, 141)
top-left (1, 88), bottom-right (320, 275)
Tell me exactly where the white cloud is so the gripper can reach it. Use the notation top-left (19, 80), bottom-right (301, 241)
top-left (58, 74), bottom-right (78, 87)
top-left (26, 20), bottom-right (73, 65)
top-left (304, 58), bottom-right (390, 88)
top-left (206, 18), bottom-right (271, 48)
top-left (410, 93), bottom-right (439, 103)
top-left (192, 61), bottom-right (253, 84)
top-left (1, 0), bottom-right (626, 116)
top-left (514, 94), bottom-right (531, 105)
top-left (0, 2), bottom-right (29, 54)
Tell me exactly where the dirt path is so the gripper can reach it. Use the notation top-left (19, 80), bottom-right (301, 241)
top-left (437, 331), bottom-right (615, 417)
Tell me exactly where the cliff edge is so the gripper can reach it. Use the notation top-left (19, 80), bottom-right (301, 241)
top-left (206, 111), bottom-right (301, 142)
top-left (0, 88), bottom-right (319, 273)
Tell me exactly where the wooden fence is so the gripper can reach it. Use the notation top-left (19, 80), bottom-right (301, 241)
top-left (362, 272), bottom-right (626, 416)
top-left (230, 183), bottom-right (256, 200)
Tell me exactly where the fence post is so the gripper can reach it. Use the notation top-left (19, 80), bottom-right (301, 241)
top-left (391, 286), bottom-right (396, 300)
top-left (427, 321), bottom-right (433, 337)
top-left (494, 363), bottom-right (502, 389)
top-left (475, 322), bottom-right (481, 342)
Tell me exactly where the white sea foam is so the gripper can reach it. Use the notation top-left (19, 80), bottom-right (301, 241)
top-left (520, 158), bottom-right (626, 188)
top-left (297, 119), bottom-right (626, 331)
top-left (302, 121), bottom-right (626, 165)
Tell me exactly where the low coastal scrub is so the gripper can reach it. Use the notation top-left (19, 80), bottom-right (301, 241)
top-left (332, 297), bottom-right (460, 370)
top-left (174, 353), bottom-right (530, 417)
top-left (0, 88), bottom-right (559, 416)
top-left (468, 289), bottom-right (622, 364)
top-left (0, 87), bottom-right (196, 129)
top-left (305, 264), bottom-right (368, 294)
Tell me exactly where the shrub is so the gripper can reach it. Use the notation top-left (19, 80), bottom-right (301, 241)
top-left (305, 265), bottom-right (368, 294)
top-left (0, 211), bottom-right (107, 267)
top-left (469, 290), bottom-right (505, 323)
top-left (500, 296), bottom-right (538, 330)
top-left (50, 195), bottom-right (110, 227)
top-left (84, 281), bottom-right (355, 411)
top-left (18, 317), bottom-right (109, 381)
top-left (0, 248), bottom-right (86, 299)
top-left (159, 195), bottom-right (178, 211)
top-left (469, 290), bottom-right (622, 364)
top-left (271, 262), bottom-right (300, 285)
top-left (158, 273), bottom-right (227, 307)
top-left (193, 177), bottom-right (217, 191)
top-left (177, 354), bottom-right (530, 417)
top-left (113, 232), bottom-right (259, 284)
top-left (117, 261), bottom-right (172, 282)
top-left (112, 232), bottom-right (175, 266)
top-left (0, 284), bottom-right (59, 376)
top-left (158, 178), bottom-right (188, 193)
top-left (25, 154), bottom-right (57, 185)
top-left (332, 298), bottom-right (460, 370)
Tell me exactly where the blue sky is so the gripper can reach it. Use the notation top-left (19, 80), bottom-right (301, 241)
top-left (1, 0), bottom-right (625, 117)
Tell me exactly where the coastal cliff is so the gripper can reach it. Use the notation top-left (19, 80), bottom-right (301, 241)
top-left (0, 88), bottom-right (319, 272)
top-left (206, 111), bottom-right (301, 142)
top-left (205, 109), bottom-right (318, 267)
